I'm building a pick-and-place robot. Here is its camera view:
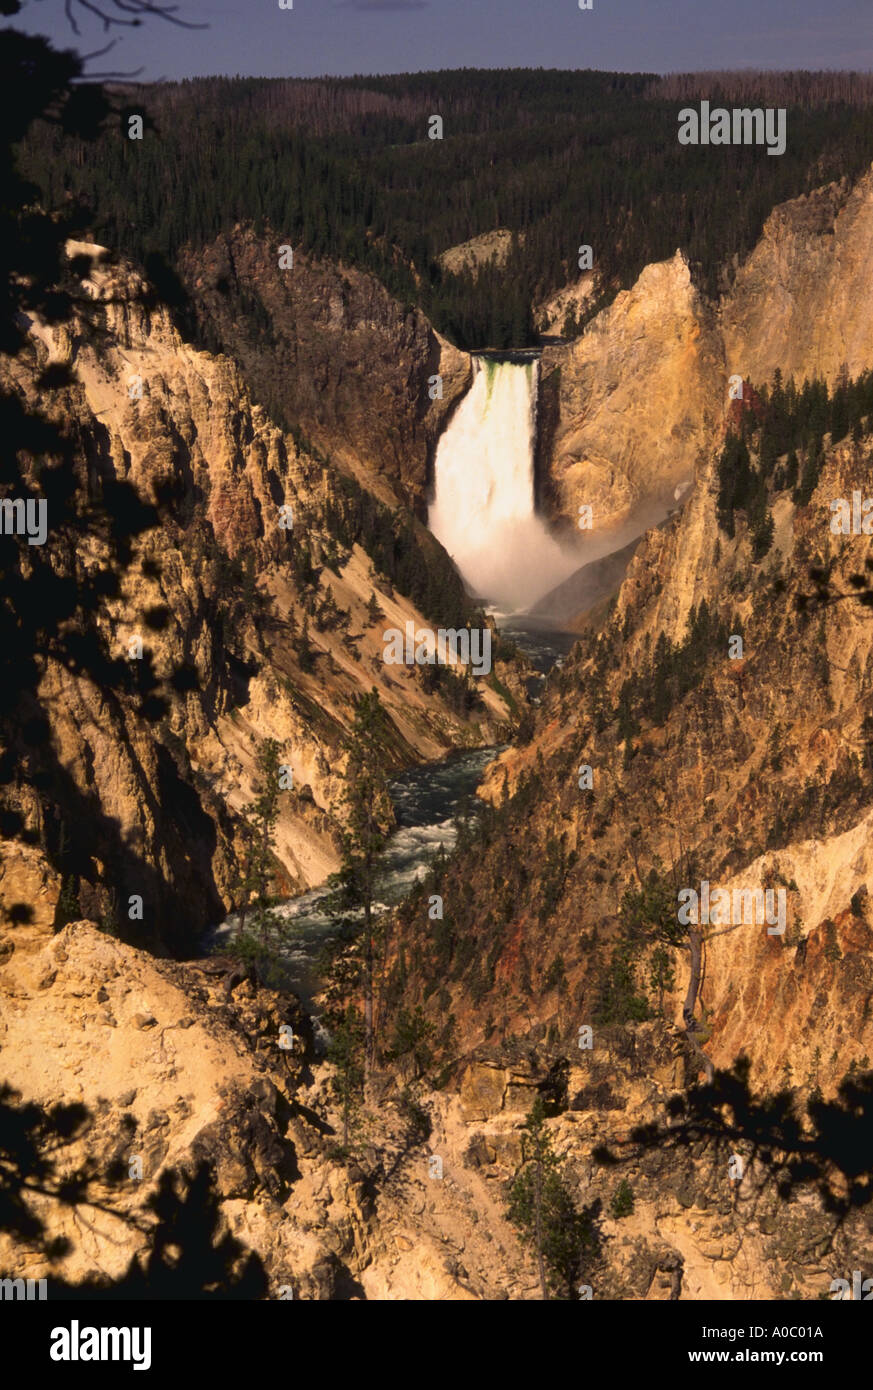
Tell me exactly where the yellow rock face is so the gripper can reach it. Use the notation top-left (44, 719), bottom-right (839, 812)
top-left (539, 164), bottom-right (873, 537)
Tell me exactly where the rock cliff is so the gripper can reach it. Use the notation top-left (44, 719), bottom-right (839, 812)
top-left (0, 245), bottom-right (520, 951)
top-left (177, 227), bottom-right (472, 513)
top-left (0, 920), bottom-right (535, 1299)
top-left (538, 251), bottom-right (724, 533)
top-left (722, 170), bottom-right (873, 388)
top-left (388, 418), bottom-right (873, 1296)
top-left (537, 162), bottom-right (873, 539)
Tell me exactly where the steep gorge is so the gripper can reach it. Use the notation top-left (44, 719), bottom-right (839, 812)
top-left (176, 226), bottom-right (471, 515)
top-left (0, 244), bottom-right (521, 953)
top-left (6, 159), bottom-right (873, 1300)
top-left (382, 424), bottom-right (873, 1295)
top-left (376, 163), bottom-right (873, 1298)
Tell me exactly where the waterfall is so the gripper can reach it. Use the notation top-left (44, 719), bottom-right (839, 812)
top-left (428, 356), bottom-right (580, 613)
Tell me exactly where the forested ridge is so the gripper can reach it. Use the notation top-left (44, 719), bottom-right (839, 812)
top-left (20, 68), bottom-right (873, 348)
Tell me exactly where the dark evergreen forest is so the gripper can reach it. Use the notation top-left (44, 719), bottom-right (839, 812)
top-left (19, 69), bottom-right (873, 348)
top-left (716, 368), bottom-right (873, 546)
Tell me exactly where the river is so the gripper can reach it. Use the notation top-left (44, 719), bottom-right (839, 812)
top-left (208, 744), bottom-right (503, 1011)
top-left (208, 619), bottom-right (576, 1014)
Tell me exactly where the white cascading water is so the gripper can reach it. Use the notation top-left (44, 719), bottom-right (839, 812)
top-left (428, 356), bottom-right (580, 613)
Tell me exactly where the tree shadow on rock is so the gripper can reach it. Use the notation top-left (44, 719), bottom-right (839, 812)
top-left (1, 1086), bottom-right (268, 1299)
top-left (593, 1055), bottom-right (873, 1243)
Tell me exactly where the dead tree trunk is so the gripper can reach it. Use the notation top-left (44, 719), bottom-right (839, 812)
top-left (682, 928), bottom-right (713, 1082)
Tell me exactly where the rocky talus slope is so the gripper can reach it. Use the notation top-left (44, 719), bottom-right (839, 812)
top-left (0, 245), bottom-right (521, 950)
top-left (437, 229), bottom-right (519, 279)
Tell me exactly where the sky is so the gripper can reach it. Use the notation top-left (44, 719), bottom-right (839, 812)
top-left (11, 0), bottom-right (873, 82)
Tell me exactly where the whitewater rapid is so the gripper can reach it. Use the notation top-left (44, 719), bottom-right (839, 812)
top-left (208, 746), bottom-right (502, 1017)
top-left (428, 356), bottom-right (581, 612)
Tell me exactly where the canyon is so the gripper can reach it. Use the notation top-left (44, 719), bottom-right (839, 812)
top-left (4, 156), bottom-right (873, 1301)
top-left (0, 242), bottom-right (523, 952)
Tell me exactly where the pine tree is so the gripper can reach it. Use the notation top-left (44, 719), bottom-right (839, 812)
top-left (327, 1005), bottom-right (365, 1149)
top-left (295, 612), bottom-right (315, 671)
top-left (751, 506), bottom-right (775, 561)
top-left (794, 448), bottom-right (821, 507)
top-left (54, 875), bottom-right (81, 931)
top-left (387, 1006), bottom-right (435, 1081)
top-left (649, 945), bottom-right (676, 1017)
top-left (610, 1178), bottom-right (635, 1219)
top-left (230, 738), bottom-right (288, 975)
top-left (506, 1098), bottom-right (593, 1300)
top-left (785, 448), bottom-right (799, 490)
top-left (336, 690), bottom-right (393, 1075)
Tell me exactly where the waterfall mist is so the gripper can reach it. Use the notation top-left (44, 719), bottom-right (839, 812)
top-left (428, 357), bottom-right (583, 613)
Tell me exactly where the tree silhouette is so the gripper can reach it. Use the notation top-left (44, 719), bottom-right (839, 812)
top-left (0, 2), bottom-right (229, 945)
top-left (593, 1056), bottom-right (873, 1248)
top-left (0, 1082), bottom-right (106, 1258)
top-left (0, 1084), bottom-right (268, 1298)
top-left (796, 560), bottom-right (873, 618)
top-left (67, 1162), bottom-right (269, 1301)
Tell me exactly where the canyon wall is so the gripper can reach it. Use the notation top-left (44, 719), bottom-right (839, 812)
top-left (417, 429), bottom-right (873, 1076)
top-left (538, 162), bottom-right (873, 539)
top-left (174, 168), bottom-right (873, 566)
top-left (0, 246), bottom-right (519, 952)
top-left (6, 162), bottom-right (873, 1300)
top-left (538, 251), bottom-right (724, 532)
top-left (722, 170), bottom-right (873, 387)
top-left (389, 415), bottom-right (873, 1297)
top-left (177, 227), bottom-right (471, 513)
